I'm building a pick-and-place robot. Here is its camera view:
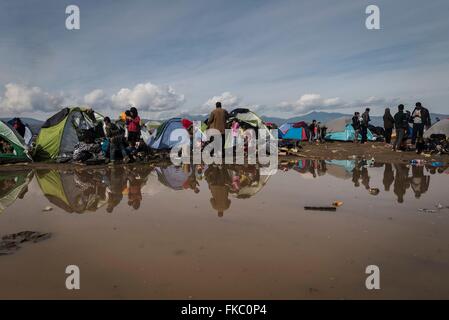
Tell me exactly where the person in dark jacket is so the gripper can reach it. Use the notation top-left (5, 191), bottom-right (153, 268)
top-left (361, 108), bottom-right (370, 143)
top-left (104, 117), bottom-right (129, 164)
top-left (383, 108), bottom-right (395, 144)
top-left (410, 102), bottom-right (431, 145)
top-left (393, 104), bottom-right (408, 151)
top-left (352, 112), bottom-right (361, 143)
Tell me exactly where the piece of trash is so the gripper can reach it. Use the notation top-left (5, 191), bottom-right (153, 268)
top-left (304, 206), bottom-right (337, 212)
top-left (42, 206), bottom-right (53, 212)
top-left (418, 208), bottom-right (437, 213)
top-left (331, 150), bottom-right (338, 153)
top-left (332, 201), bottom-right (343, 207)
top-left (436, 203), bottom-right (444, 210)
top-left (369, 188), bottom-right (380, 195)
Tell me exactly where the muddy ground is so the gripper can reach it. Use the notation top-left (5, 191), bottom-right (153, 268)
top-left (1, 142), bottom-right (448, 172)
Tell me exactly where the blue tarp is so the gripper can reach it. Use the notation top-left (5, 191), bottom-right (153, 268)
top-left (325, 124), bottom-right (375, 141)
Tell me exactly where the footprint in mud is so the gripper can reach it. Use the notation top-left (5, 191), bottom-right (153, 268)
top-left (0, 231), bottom-right (52, 256)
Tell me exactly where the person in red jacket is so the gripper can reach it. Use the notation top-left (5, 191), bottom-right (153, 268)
top-left (126, 107), bottom-right (141, 146)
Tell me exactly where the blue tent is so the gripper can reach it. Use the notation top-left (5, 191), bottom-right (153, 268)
top-left (324, 117), bottom-right (375, 142)
top-left (148, 118), bottom-right (190, 150)
top-left (278, 122), bottom-right (309, 141)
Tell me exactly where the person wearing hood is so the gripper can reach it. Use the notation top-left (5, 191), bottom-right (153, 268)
top-left (383, 108), bottom-right (395, 144)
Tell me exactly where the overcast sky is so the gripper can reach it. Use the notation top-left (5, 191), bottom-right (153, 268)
top-left (0, 0), bottom-right (448, 119)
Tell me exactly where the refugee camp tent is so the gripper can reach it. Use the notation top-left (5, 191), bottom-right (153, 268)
top-left (0, 120), bottom-right (32, 164)
top-left (6, 119), bottom-right (34, 145)
top-left (424, 118), bottom-right (449, 139)
top-left (0, 170), bottom-right (33, 214)
top-left (225, 108), bottom-right (275, 149)
top-left (148, 118), bottom-right (191, 150)
top-left (278, 122), bottom-right (310, 141)
top-left (324, 117), bottom-right (375, 141)
top-left (154, 166), bottom-right (190, 190)
top-left (36, 170), bottom-right (107, 213)
top-left (34, 107), bottom-right (104, 160)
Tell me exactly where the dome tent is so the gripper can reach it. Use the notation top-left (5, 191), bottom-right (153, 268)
top-left (278, 121), bottom-right (310, 141)
top-left (423, 118), bottom-right (449, 139)
top-left (324, 116), bottom-right (375, 142)
top-left (147, 118), bottom-right (191, 150)
top-left (224, 108), bottom-right (275, 149)
top-left (0, 120), bottom-right (32, 164)
top-left (33, 107), bottom-right (104, 160)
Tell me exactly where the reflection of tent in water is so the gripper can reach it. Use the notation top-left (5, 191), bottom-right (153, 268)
top-left (36, 170), bottom-right (107, 213)
top-left (0, 120), bottom-right (32, 164)
top-left (0, 171), bottom-right (33, 214)
top-left (325, 160), bottom-right (355, 179)
top-left (226, 167), bottom-right (271, 199)
top-left (325, 117), bottom-right (375, 142)
top-left (140, 171), bottom-right (170, 196)
top-left (155, 166), bottom-right (190, 190)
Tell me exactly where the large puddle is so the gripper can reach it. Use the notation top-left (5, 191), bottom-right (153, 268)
top-left (1, 160), bottom-right (449, 299)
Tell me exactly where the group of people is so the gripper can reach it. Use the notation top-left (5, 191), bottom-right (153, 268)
top-left (351, 108), bottom-right (373, 144)
top-left (382, 102), bottom-right (431, 153)
top-left (72, 106), bottom-right (145, 164)
top-left (350, 102), bottom-right (432, 153)
top-left (308, 120), bottom-right (326, 143)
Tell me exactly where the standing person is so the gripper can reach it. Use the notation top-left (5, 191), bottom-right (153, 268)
top-left (361, 108), bottom-right (371, 144)
top-left (352, 112), bottom-right (361, 143)
top-left (393, 104), bottom-right (407, 152)
top-left (207, 102), bottom-right (228, 154)
top-left (383, 108), bottom-right (395, 145)
top-left (316, 122), bottom-right (322, 142)
top-left (126, 107), bottom-right (141, 146)
top-left (104, 117), bottom-right (129, 164)
top-left (308, 120), bottom-right (317, 143)
top-left (231, 119), bottom-right (240, 147)
top-left (411, 102), bottom-right (430, 145)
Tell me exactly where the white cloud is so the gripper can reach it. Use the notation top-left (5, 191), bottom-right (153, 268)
top-left (110, 82), bottom-right (185, 112)
top-left (199, 92), bottom-right (241, 114)
top-left (84, 89), bottom-right (109, 108)
top-left (279, 94), bottom-right (343, 114)
top-left (0, 83), bottom-right (66, 114)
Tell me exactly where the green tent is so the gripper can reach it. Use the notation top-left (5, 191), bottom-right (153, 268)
top-left (0, 170), bottom-right (33, 214)
top-left (33, 107), bottom-right (104, 161)
top-left (36, 170), bottom-right (107, 213)
top-left (0, 120), bottom-right (31, 164)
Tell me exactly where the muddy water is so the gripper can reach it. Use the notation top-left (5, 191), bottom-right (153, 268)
top-left (0, 160), bottom-right (448, 299)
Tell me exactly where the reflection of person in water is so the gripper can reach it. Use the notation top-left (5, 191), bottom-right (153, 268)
top-left (382, 163), bottom-right (394, 192)
top-left (106, 167), bottom-right (127, 213)
top-left (125, 166), bottom-right (152, 210)
top-left (352, 163), bottom-right (361, 187)
top-left (316, 160), bottom-right (327, 176)
top-left (409, 165), bottom-right (430, 199)
top-left (394, 164), bottom-right (410, 203)
top-left (182, 164), bottom-right (200, 194)
top-left (73, 169), bottom-right (107, 212)
top-left (205, 165), bottom-right (231, 217)
top-left (361, 165), bottom-right (370, 190)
